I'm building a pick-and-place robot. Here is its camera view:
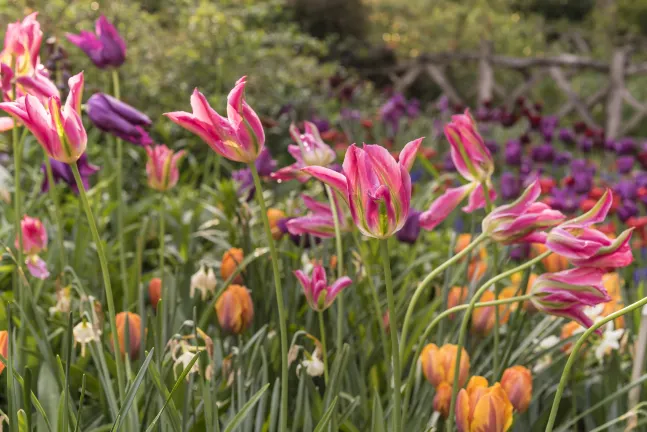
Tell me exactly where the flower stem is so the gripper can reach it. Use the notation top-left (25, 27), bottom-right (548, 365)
top-left (12, 123), bottom-right (25, 373)
top-left (324, 184), bottom-right (345, 351)
top-left (380, 239), bottom-right (401, 432)
top-left (446, 251), bottom-right (551, 431)
top-left (318, 310), bottom-right (329, 383)
top-left (545, 295), bottom-right (647, 431)
top-left (44, 157), bottom-right (66, 274)
top-left (401, 294), bottom-right (532, 420)
top-left (400, 232), bottom-right (488, 362)
top-left (112, 69), bottom-right (129, 304)
top-left (158, 193), bottom-right (167, 349)
top-left (249, 163), bottom-right (288, 432)
top-left (71, 162), bottom-right (126, 402)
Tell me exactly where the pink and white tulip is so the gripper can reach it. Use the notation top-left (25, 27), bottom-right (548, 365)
top-left (302, 138), bottom-right (423, 238)
top-left (294, 265), bottom-right (352, 312)
top-left (165, 77), bottom-right (265, 163)
top-left (145, 145), bottom-right (186, 192)
top-left (26, 255), bottom-right (49, 280)
top-left (546, 191), bottom-right (634, 268)
top-left (482, 180), bottom-right (565, 244)
top-left (15, 215), bottom-right (47, 255)
top-left (529, 267), bottom-right (610, 331)
top-left (0, 72), bottom-right (86, 164)
top-left (286, 194), bottom-right (349, 238)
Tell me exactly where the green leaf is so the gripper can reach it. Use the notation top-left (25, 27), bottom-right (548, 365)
top-left (111, 348), bottom-right (155, 432)
top-left (312, 397), bottom-right (337, 432)
top-left (370, 393), bottom-right (386, 432)
top-left (223, 383), bottom-right (270, 432)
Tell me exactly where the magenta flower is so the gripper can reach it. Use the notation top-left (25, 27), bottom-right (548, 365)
top-left (271, 121), bottom-right (336, 183)
top-left (86, 93), bottom-right (152, 146)
top-left (0, 72), bottom-right (86, 164)
top-left (529, 268), bottom-right (610, 331)
top-left (25, 255), bottom-right (49, 280)
top-left (546, 190), bottom-right (634, 268)
top-left (286, 195), bottom-right (349, 238)
top-left (15, 215), bottom-right (47, 255)
top-left (41, 153), bottom-right (100, 194)
top-left (66, 16), bottom-right (126, 69)
top-left (165, 76), bottom-right (265, 164)
top-left (1, 13), bottom-right (42, 76)
top-left (302, 138), bottom-right (423, 238)
top-left (482, 180), bottom-right (565, 245)
top-left (294, 265), bottom-right (352, 311)
top-left (145, 145), bottom-right (186, 192)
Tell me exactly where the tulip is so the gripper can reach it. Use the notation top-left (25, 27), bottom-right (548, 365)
top-left (447, 286), bottom-right (468, 312)
top-left (41, 152), bottom-right (100, 194)
top-left (531, 243), bottom-right (569, 273)
top-left (114, 312), bottom-right (142, 360)
top-left (545, 191), bottom-right (634, 268)
top-left (66, 16), bottom-right (126, 69)
top-left (420, 343), bottom-right (470, 388)
top-left (0, 72), bottom-right (86, 164)
top-left (294, 265), bottom-right (352, 312)
top-left (215, 284), bottom-right (254, 334)
top-left (455, 383), bottom-right (514, 432)
top-left (483, 180), bottom-right (565, 245)
top-left (190, 266), bottom-right (217, 300)
top-left (396, 210), bottom-right (421, 244)
top-left (302, 138), bottom-right (423, 238)
top-left (0, 330), bottom-right (6, 374)
top-left (86, 93), bottom-right (152, 145)
top-left (529, 267), bottom-right (610, 330)
top-left (148, 277), bottom-right (161, 309)
top-left (165, 77), bottom-right (265, 163)
top-left (434, 382), bottom-right (452, 418)
top-left (471, 290), bottom-right (496, 335)
top-left (221, 248), bottom-right (244, 284)
top-left (15, 215), bottom-right (47, 255)
top-left (445, 110), bottom-right (494, 182)
top-left (267, 209), bottom-right (286, 240)
top-left (500, 365), bottom-right (532, 412)
top-left (1, 13), bottom-right (42, 74)
top-left (286, 194), bottom-right (349, 239)
top-left (25, 254), bottom-right (49, 280)
top-left (145, 144), bottom-right (186, 192)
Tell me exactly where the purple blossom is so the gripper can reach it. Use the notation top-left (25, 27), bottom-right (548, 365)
top-left (555, 151), bottom-right (572, 166)
top-left (531, 143), bottom-right (555, 163)
top-left (615, 179), bottom-right (638, 200)
top-left (504, 140), bottom-right (522, 165)
top-left (617, 156), bottom-right (635, 174)
top-left (86, 93), bottom-right (153, 146)
top-left (558, 128), bottom-right (575, 144)
top-left (615, 138), bottom-right (636, 155)
top-left (232, 148), bottom-right (277, 201)
top-left (572, 172), bottom-right (593, 194)
top-left (578, 137), bottom-right (593, 153)
top-left (396, 210), bottom-right (421, 244)
top-left (500, 172), bottom-right (521, 200)
top-left (310, 116), bottom-right (330, 133)
top-left (41, 153), bottom-right (100, 194)
top-left (509, 243), bottom-right (530, 262)
top-left (550, 187), bottom-right (583, 213)
top-left (618, 200), bottom-right (639, 222)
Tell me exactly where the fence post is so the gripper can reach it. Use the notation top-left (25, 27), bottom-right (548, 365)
top-left (606, 47), bottom-right (629, 139)
top-left (478, 40), bottom-right (494, 104)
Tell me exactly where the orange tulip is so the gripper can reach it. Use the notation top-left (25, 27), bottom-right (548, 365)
top-left (531, 243), bottom-right (569, 273)
top-left (267, 209), bottom-right (286, 240)
top-left (500, 365), bottom-right (532, 412)
top-left (560, 321), bottom-right (582, 352)
top-left (0, 331), bottom-right (7, 375)
top-left (221, 248), bottom-right (244, 284)
top-left (455, 234), bottom-right (488, 261)
top-left (115, 312), bottom-right (142, 360)
top-left (434, 382), bottom-right (452, 418)
top-left (472, 290), bottom-right (511, 335)
top-left (455, 382), bottom-right (514, 432)
top-left (468, 259), bottom-right (487, 281)
top-left (602, 272), bottom-right (622, 298)
top-left (420, 343), bottom-right (470, 388)
top-left (148, 277), bottom-right (162, 309)
top-left (448, 286), bottom-right (468, 309)
top-left (215, 284), bottom-right (254, 334)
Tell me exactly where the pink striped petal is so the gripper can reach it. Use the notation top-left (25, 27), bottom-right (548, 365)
top-left (301, 166), bottom-right (349, 199)
top-left (398, 137), bottom-right (424, 171)
top-left (419, 184), bottom-right (472, 230)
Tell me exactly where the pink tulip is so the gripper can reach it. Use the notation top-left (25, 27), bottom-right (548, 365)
top-left (26, 255), bottom-right (49, 280)
top-left (165, 77), bottom-right (265, 163)
top-left (445, 110), bottom-right (494, 183)
top-left (15, 215), bottom-right (47, 255)
top-left (482, 180), bottom-right (565, 244)
top-left (419, 182), bottom-right (495, 230)
top-left (294, 265), bottom-right (352, 311)
top-left (145, 145), bottom-right (186, 192)
top-left (0, 72), bottom-right (86, 164)
top-left (302, 138), bottom-right (423, 238)
top-left (546, 190), bottom-right (634, 268)
top-left (529, 267), bottom-right (610, 331)
top-left (286, 194), bottom-right (349, 238)
top-left (1, 13), bottom-right (42, 77)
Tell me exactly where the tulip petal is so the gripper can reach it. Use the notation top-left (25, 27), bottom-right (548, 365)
top-left (398, 137), bottom-right (424, 171)
top-left (327, 276), bottom-right (352, 302)
top-left (301, 166), bottom-right (349, 199)
top-left (419, 184), bottom-right (473, 230)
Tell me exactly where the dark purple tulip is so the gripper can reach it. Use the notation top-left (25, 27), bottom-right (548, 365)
top-left (605, 139), bottom-right (617, 152)
top-left (255, 147), bottom-right (277, 177)
top-left (232, 148), bottom-right (277, 201)
top-left (578, 137), bottom-right (593, 153)
top-left (615, 179), bottom-right (638, 200)
top-left (555, 151), bottom-right (572, 166)
top-left (436, 95), bottom-right (450, 112)
top-left (519, 157), bottom-right (533, 176)
top-left (41, 152), bottom-right (100, 194)
top-left (396, 210), bottom-right (421, 244)
top-left (341, 108), bottom-right (361, 121)
top-left (310, 116), bottom-right (330, 133)
top-left (570, 159), bottom-right (595, 175)
top-left (571, 172), bottom-right (592, 194)
top-left (636, 172), bottom-right (647, 188)
top-left (406, 99), bottom-right (420, 118)
top-left (550, 188), bottom-right (582, 213)
top-left (86, 93), bottom-right (152, 145)
top-left (443, 153), bottom-right (456, 172)
top-left (618, 200), bottom-right (639, 222)
top-left (540, 115), bottom-right (558, 140)
top-left (504, 140), bottom-right (522, 165)
top-left (485, 139), bottom-right (499, 155)
top-left (500, 172), bottom-right (521, 200)
top-left (615, 138), bottom-right (636, 155)
top-left (531, 143), bottom-right (555, 163)
top-left (66, 16), bottom-right (126, 69)
top-left (509, 243), bottom-right (530, 262)
top-left (617, 156), bottom-right (635, 174)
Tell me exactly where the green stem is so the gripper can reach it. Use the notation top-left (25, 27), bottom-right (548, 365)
top-left (249, 163), bottom-right (288, 432)
top-left (12, 122), bottom-right (25, 374)
top-left (44, 157), bottom-right (66, 275)
top-left (71, 162), bottom-right (126, 402)
top-left (318, 310), bottom-right (329, 383)
top-left (158, 193), bottom-right (166, 350)
top-left (112, 69), bottom-right (129, 305)
top-left (400, 232), bottom-right (488, 362)
top-left (380, 239), bottom-right (401, 432)
top-left (545, 295), bottom-right (647, 431)
top-left (446, 251), bottom-right (551, 431)
top-left (401, 294), bottom-right (532, 420)
top-left (324, 184), bottom-right (345, 351)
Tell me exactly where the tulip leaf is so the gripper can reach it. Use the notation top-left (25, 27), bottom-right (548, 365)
top-left (223, 383), bottom-right (269, 432)
top-left (111, 348), bottom-right (155, 432)
top-left (313, 396), bottom-right (338, 432)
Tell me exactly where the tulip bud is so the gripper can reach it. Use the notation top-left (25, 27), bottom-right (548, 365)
top-left (472, 291), bottom-right (495, 335)
top-left (15, 215), bottom-right (47, 255)
top-left (433, 382), bottom-right (452, 418)
top-left (500, 365), bottom-right (533, 412)
top-left (145, 145), bottom-right (186, 192)
top-left (148, 277), bottom-right (162, 309)
top-left (267, 208), bottom-right (286, 240)
top-left (66, 15), bottom-right (126, 69)
top-left (447, 286), bottom-right (468, 312)
top-left (190, 266), bottom-right (217, 300)
top-left (456, 383), bottom-right (514, 432)
top-left (289, 121), bottom-right (336, 166)
top-left (444, 110), bottom-right (494, 182)
top-left (86, 93), bottom-right (152, 145)
top-left (114, 312), bottom-right (142, 360)
top-left (0, 330), bottom-right (7, 375)
top-left (215, 284), bottom-right (254, 334)
top-left (221, 248), bottom-right (244, 284)
top-left (420, 343), bottom-right (470, 388)
top-left (294, 265), bottom-right (352, 312)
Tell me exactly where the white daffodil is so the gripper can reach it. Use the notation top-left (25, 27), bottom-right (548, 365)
top-left (190, 266), bottom-right (217, 300)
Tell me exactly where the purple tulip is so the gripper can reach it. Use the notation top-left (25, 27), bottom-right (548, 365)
top-left (615, 138), bottom-right (636, 155)
top-left (396, 210), bottom-right (421, 244)
top-left (509, 244), bottom-right (530, 262)
top-left (531, 143), bottom-right (555, 163)
top-left (617, 156), bottom-right (635, 174)
top-left (555, 151), bottom-right (572, 166)
top-left (636, 172), bottom-right (647, 188)
top-left (86, 93), bottom-right (152, 146)
top-left (485, 139), bottom-right (499, 155)
top-left (41, 152), bottom-right (100, 194)
top-left (504, 140), bottom-right (522, 165)
top-left (310, 116), bottom-right (330, 133)
top-left (232, 148), bottom-right (277, 201)
top-left (578, 137), bottom-right (593, 153)
top-left (66, 16), bottom-right (126, 69)
top-left (571, 172), bottom-right (593, 194)
top-left (500, 172), bottom-right (521, 200)
top-left (550, 188), bottom-right (582, 214)
top-left (618, 200), bottom-right (639, 222)
top-left (615, 179), bottom-right (638, 200)
top-left (558, 128), bottom-right (575, 144)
